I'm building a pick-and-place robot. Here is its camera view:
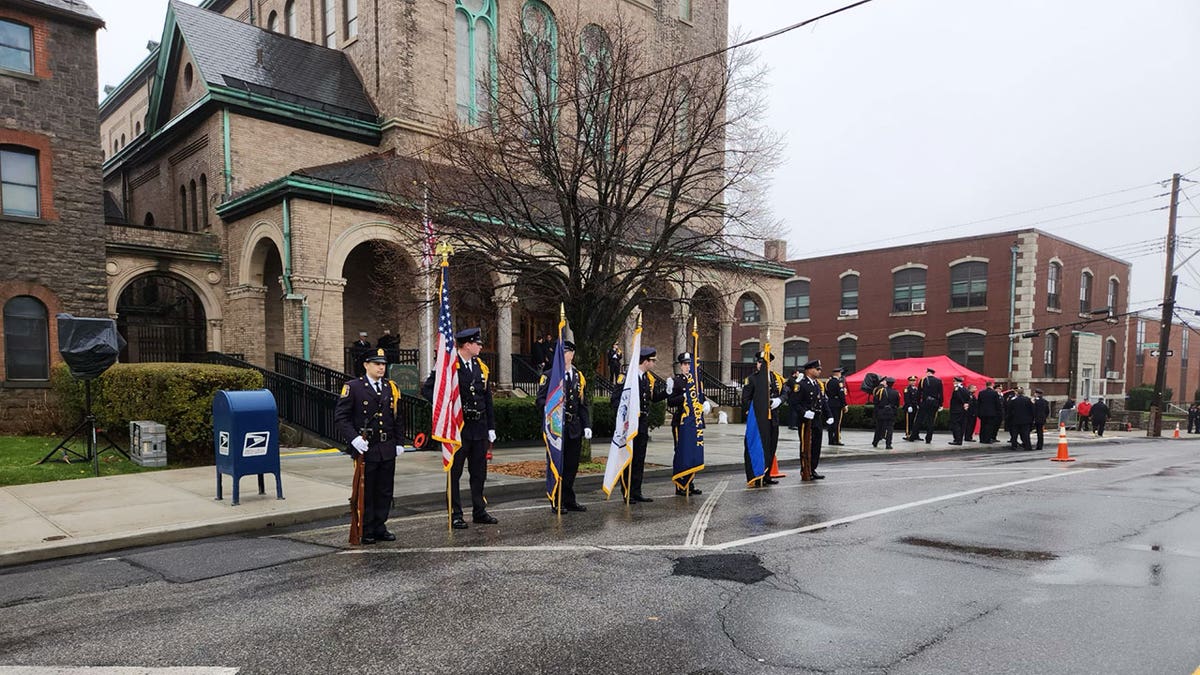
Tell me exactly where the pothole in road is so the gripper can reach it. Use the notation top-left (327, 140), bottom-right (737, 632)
top-left (899, 537), bottom-right (1058, 561)
top-left (672, 553), bottom-right (774, 584)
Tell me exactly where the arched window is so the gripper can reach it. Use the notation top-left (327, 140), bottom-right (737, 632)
top-left (0, 146), bottom-right (40, 217)
top-left (455, 0), bottom-right (496, 125)
top-left (0, 20), bottom-right (34, 74)
top-left (893, 268), bottom-right (926, 312)
top-left (839, 337), bottom-right (857, 374)
top-left (740, 296), bottom-right (760, 323)
top-left (120, 133), bottom-right (125, 148)
top-left (113, 139), bottom-right (119, 154)
top-left (322, 0), bottom-right (337, 47)
top-left (1044, 333), bottom-right (1059, 378)
top-left (143, 212), bottom-right (155, 227)
top-left (199, 174), bottom-right (209, 228)
top-left (579, 23), bottom-right (612, 154)
top-left (3, 296), bottom-right (49, 381)
top-left (1080, 271), bottom-right (1093, 314)
top-left (783, 339), bottom-right (808, 372)
top-left (520, 1), bottom-right (557, 126)
top-left (1107, 277), bottom-right (1119, 313)
top-left (1104, 337), bottom-right (1117, 376)
top-left (284, 0), bottom-right (297, 36)
top-left (947, 332), bottom-right (985, 371)
top-left (189, 179), bottom-right (198, 232)
top-left (840, 274), bottom-right (858, 312)
top-left (1047, 261), bottom-right (1062, 309)
top-left (784, 280), bottom-right (810, 320)
top-left (183, 62), bottom-right (193, 90)
top-left (267, 10), bottom-right (278, 32)
top-left (344, 0), bottom-right (358, 39)
top-left (890, 334), bottom-right (924, 359)
top-left (179, 185), bottom-right (188, 230)
top-left (950, 261), bottom-right (987, 308)
top-left (739, 341), bottom-right (760, 363)
top-left (135, 121), bottom-right (141, 135)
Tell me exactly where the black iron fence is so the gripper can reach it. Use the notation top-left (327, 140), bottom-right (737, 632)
top-left (697, 368), bottom-right (742, 408)
top-left (275, 352), bottom-right (350, 393)
top-left (344, 346), bottom-right (418, 374)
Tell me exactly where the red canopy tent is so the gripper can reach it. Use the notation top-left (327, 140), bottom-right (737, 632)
top-left (845, 355), bottom-right (993, 405)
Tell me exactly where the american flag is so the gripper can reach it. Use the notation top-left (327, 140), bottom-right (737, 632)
top-left (431, 263), bottom-right (462, 468)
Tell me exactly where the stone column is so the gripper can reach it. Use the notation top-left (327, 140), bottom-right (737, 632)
top-left (224, 284), bottom-right (267, 366)
top-left (672, 304), bottom-right (690, 360)
top-left (719, 320), bottom-right (733, 384)
top-left (208, 319), bottom-right (224, 354)
top-left (493, 290), bottom-right (517, 391)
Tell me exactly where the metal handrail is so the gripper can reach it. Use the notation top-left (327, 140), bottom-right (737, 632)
top-left (343, 346), bottom-right (417, 374)
top-left (275, 352), bottom-right (351, 393)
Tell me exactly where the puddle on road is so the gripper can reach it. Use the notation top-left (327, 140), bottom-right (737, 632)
top-left (899, 536), bottom-right (1058, 561)
top-left (1032, 555), bottom-right (1166, 587)
top-left (672, 553), bottom-right (774, 584)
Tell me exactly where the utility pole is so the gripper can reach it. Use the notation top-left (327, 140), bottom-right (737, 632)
top-left (1150, 173), bottom-right (1181, 436)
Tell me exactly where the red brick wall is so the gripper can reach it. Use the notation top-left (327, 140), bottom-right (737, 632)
top-left (0, 129), bottom-right (59, 220)
top-left (0, 8), bottom-right (52, 79)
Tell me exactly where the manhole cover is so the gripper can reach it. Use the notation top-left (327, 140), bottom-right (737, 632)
top-left (672, 553), bottom-right (773, 584)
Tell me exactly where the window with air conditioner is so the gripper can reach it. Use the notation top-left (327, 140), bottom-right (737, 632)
top-left (893, 268), bottom-right (926, 312)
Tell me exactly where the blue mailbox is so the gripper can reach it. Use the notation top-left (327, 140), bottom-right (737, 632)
top-left (212, 389), bottom-right (284, 506)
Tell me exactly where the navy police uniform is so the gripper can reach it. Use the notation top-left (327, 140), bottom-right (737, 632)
top-left (334, 348), bottom-right (404, 542)
top-left (872, 377), bottom-right (900, 449)
top-left (668, 351), bottom-right (707, 496)
top-left (421, 328), bottom-right (497, 527)
top-left (535, 341), bottom-right (590, 512)
top-left (902, 377), bottom-right (920, 441)
top-left (793, 359), bottom-right (833, 480)
top-left (916, 369), bottom-right (943, 443)
top-left (825, 368), bottom-right (847, 446)
top-left (610, 346), bottom-right (668, 501)
top-left (743, 352), bottom-right (785, 482)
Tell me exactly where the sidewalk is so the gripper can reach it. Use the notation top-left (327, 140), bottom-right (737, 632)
top-left (0, 424), bottom-right (1150, 567)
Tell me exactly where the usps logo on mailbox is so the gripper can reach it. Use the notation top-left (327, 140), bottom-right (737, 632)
top-left (243, 431), bottom-right (271, 457)
top-left (219, 431), bottom-right (230, 455)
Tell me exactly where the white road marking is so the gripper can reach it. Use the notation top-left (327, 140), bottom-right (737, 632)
top-left (1122, 543), bottom-right (1200, 559)
top-left (334, 470), bottom-right (1095, 555)
top-left (0, 669), bottom-right (239, 674)
top-left (708, 469), bottom-right (1095, 551)
top-left (684, 479), bottom-right (729, 547)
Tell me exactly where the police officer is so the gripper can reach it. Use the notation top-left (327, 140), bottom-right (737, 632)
top-left (668, 351), bottom-right (711, 496)
top-left (1032, 388), bottom-right (1050, 450)
top-left (421, 327), bottom-right (497, 529)
top-left (608, 342), bottom-right (623, 383)
top-left (745, 351), bottom-right (785, 483)
top-left (535, 340), bottom-right (591, 513)
top-left (948, 376), bottom-right (968, 445)
top-left (977, 381), bottom-right (1002, 443)
top-left (916, 367), bottom-right (943, 443)
top-left (334, 348), bottom-right (405, 545)
top-left (902, 375), bottom-right (920, 441)
top-left (793, 359), bottom-right (833, 481)
top-left (611, 346), bottom-right (668, 502)
top-left (825, 367), bottom-right (847, 446)
top-left (872, 376), bottom-right (900, 449)
top-left (349, 331), bottom-right (372, 377)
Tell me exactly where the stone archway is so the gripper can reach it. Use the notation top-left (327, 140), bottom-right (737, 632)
top-left (341, 239), bottom-right (423, 371)
top-left (247, 237), bottom-right (286, 364)
top-left (115, 272), bottom-right (207, 362)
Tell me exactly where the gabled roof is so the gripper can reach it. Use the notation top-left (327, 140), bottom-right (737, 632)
top-left (8, 0), bottom-right (104, 27)
top-left (168, 1), bottom-right (376, 122)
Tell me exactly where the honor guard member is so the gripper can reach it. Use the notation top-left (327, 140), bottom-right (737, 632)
top-left (825, 367), bottom-right (847, 446)
top-left (421, 327), bottom-right (498, 529)
top-left (611, 346), bottom-right (669, 502)
top-left (977, 381), bottom-right (1003, 443)
top-left (536, 340), bottom-right (591, 513)
top-left (1032, 388), bottom-right (1050, 450)
top-left (872, 377), bottom-right (900, 449)
top-left (668, 352), bottom-right (711, 496)
top-left (334, 348), bottom-right (405, 544)
top-left (1008, 387), bottom-right (1035, 450)
top-left (902, 375), bottom-right (920, 441)
top-left (794, 359), bottom-right (834, 480)
top-left (964, 384), bottom-right (979, 442)
top-left (916, 367), bottom-right (943, 443)
top-left (608, 343), bottom-right (623, 383)
top-left (948, 376), bottom-right (969, 445)
top-left (744, 351), bottom-right (786, 482)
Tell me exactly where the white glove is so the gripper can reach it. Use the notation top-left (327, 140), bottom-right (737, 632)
top-left (907, 407), bottom-right (913, 413)
top-left (351, 437), bottom-right (368, 454)
top-left (665, 378), bottom-right (674, 395)
top-left (583, 428), bottom-right (592, 440)
top-left (770, 397), bottom-right (782, 410)
top-left (395, 445), bottom-right (405, 456)
top-left (702, 400), bottom-right (714, 415)
top-left (803, 410), bottom-right (816, 420)
top-left (826, 418), bottom-right (835, 426)
top-left (488, 429), bottom-right (497, 443)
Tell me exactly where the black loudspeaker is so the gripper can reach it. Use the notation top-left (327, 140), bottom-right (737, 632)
top-left (56, 314), bottom-right (126, 380)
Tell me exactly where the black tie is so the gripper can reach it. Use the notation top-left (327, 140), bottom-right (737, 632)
top-left (374, 381), bottom-right (382, 395)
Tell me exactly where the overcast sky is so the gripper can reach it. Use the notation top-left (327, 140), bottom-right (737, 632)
top-left (88, 0), bottom-right (1200, 318)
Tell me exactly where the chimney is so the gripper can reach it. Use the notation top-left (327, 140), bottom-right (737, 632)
top-left (764, 239), bottom-right (787, 263)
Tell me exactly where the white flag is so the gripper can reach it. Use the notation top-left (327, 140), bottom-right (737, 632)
top-left (603, 325), bottom-right (642, 496)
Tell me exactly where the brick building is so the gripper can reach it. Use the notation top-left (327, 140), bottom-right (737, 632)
top-left (1128, 312), bottom-right (1200, 406)
top-left (98, 0), bottom-right (788, 385)
top-left (732, 229), bottom-right (1131, 405)
top-left (0, 0), bottom-right (105, 430)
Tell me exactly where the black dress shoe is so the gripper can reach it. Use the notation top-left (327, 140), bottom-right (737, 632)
top-left (812, 473), bottom-right (825, 479)
top-left (885, 445), bottom-right (893, 449)
top-left (451, 518), bottom-right (468, 530)
top-left (872, 442), bottom-right (878, 448)
top-left (377, 531), bottom-right (396, 542)
top-left (473, 513), bottom-right (499, 524)
top-left (632, 494), bottom-right (654, 503)
top-left (948, 441), bottom-right (962, 446)
top-left (565, 502), bottom-right (588, 512)
top-left (764, 478), bottom-right (779, 485)
top-left (360, 536), bottom-right (377, 545)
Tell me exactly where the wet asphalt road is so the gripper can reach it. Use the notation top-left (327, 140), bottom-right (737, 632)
top-left (2, 440), bottom-right (1199, 674)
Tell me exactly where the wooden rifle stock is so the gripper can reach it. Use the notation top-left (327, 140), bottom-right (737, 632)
top-left (349, 453), bottom-right (366, 545)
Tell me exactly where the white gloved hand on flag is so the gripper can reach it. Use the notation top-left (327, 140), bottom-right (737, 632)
top-left (395, 445), bottom-right (405, 456)
top-left (583, 428), bottom-right (592, 440)
top-left (702, 400), bottom-right (713, 415)
top-left (907, 406), bottom-right (913, 413)
top-left (351, 437), bottom-right (368, 454)
top-left (770, 397), bottom-right (782, 410)
top-left (803, 410), bottom-right (816, 420)
top-left (665, 378), bottom-right (674, 395)
top-left (488, 429), bottom-right (497, 443)
top-left (826, 418), bottom-right (835, 426)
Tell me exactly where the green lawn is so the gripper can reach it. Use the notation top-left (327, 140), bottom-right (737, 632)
top-left (0, 435), bottom-right (164, 487)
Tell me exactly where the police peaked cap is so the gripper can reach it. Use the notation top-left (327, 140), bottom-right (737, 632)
top-left (455, 327), bottom-right (483, 344)
top-left (831, 367), bottom-right (844, 374)
top-left (562, 340), bottom-right (575, 352)
top-left (364, 348), bottom-right (388, 363)
top-left (677, 352), bottom-right (692, 364)
top-left (926, 367), bottom-right (936, 374)
top-left (885, 376), bottom-right (896, 384)
top-left (639, 346), bottom-right (657, 362)
top-left (802, 359), bottom-right (821, 370)
top-left (953, 376), bottom-right (964, 383)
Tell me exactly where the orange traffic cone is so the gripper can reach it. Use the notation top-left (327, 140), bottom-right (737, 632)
top-left (1051, 423), bottom-right (1075, 462)
top-left (1173, 423), bottom-right (1181, 439)
top-left (769, 455), bottom-right (787, 478)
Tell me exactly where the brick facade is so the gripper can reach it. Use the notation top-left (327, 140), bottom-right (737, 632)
top-left (0, 1), bottom-right (105, 431)
top-left (1128, 314), bottom-right (1200, 405)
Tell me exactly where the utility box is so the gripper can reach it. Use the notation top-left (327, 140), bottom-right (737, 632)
top-left (129, 420), bottom-right (167, 467)
top-left (212, 389), bottom-right (284, 506)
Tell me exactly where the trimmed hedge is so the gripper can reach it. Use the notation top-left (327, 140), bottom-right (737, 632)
top-left (52, 363), bottom-right (264, 463)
